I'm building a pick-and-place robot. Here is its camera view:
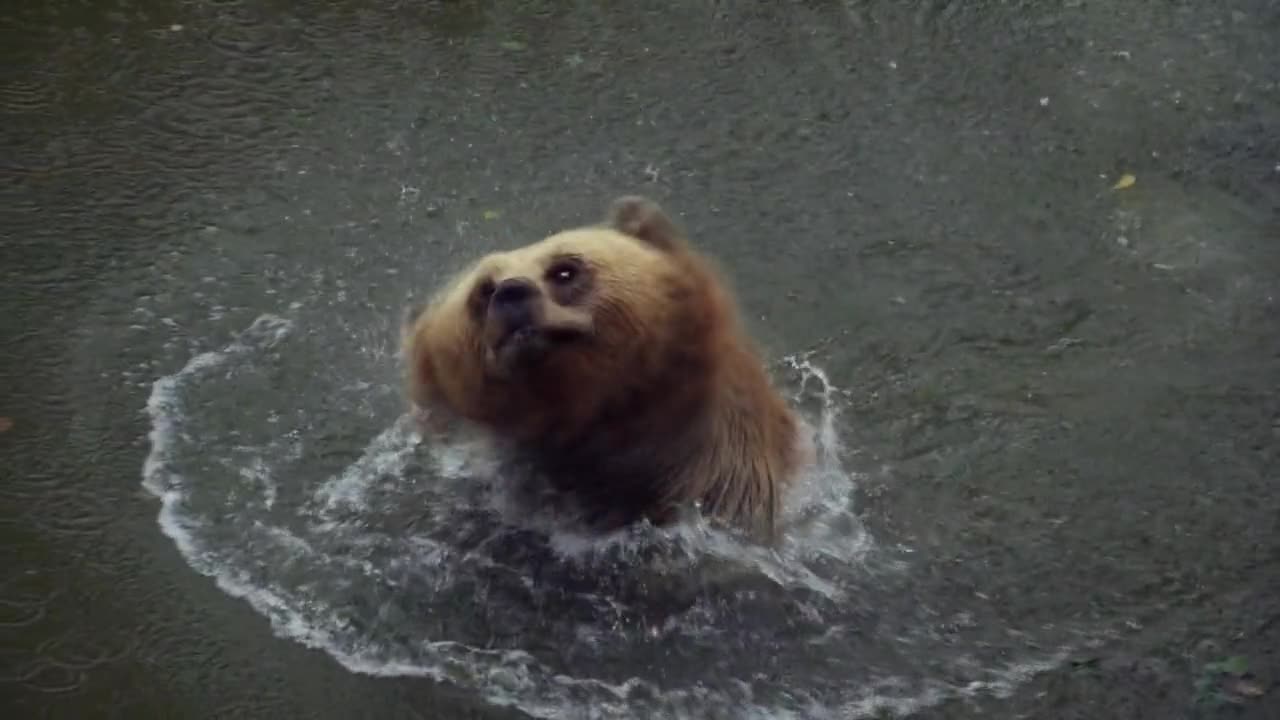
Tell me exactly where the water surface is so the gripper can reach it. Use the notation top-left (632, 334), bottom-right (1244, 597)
top-left (2, 1), bottom-right (1278, 718)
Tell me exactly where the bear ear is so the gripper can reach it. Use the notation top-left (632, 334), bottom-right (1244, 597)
top-left (606, 195), bottom-right (684, 252)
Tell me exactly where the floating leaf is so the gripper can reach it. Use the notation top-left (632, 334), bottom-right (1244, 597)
top-left (0, 417), bottom-right (12, 433)
top-left (499, 40), bottom-right (527, 51)
top-left (482, 209), bottom-right (502, 221)
top-left (1112, 173), bottom-right (1137, 190)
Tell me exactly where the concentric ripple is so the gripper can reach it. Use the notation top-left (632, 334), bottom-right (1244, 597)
top-left (142, 313), bottom-right (1081, 719)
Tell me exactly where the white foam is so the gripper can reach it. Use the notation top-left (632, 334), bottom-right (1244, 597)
top-left (239, 457), bottom-right (278, 509)
top-left (141, 312), bottom-right (1081, 720)
top-left (313, 414), bottom-right (418, 513)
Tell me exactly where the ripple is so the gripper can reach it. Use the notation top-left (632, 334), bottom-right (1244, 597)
top-left (0, 78), bottom-right (56, 115)
top-left (141, 312), bottom-right (1085, 718)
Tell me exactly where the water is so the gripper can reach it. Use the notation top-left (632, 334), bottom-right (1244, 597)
top-left (138, 302), bottom-right (1094, 719)
top-left (3, 1), bottom-right (1278, 718)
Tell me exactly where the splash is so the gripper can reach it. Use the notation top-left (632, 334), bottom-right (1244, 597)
top-left (142, 313), bottom-right (1077, 718)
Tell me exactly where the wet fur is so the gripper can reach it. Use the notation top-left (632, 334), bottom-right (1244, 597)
top-left (401, 196), bottom-right (805, 542)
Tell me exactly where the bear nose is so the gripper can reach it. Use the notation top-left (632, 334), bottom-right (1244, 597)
top-left (489, 278), bottom-right (539, 324)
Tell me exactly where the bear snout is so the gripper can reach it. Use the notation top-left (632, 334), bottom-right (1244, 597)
top-left (489, 278), bottom-right (541, 331)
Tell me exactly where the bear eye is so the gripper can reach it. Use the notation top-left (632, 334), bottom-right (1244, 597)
top-left (546, 262), bottom-right (579, 286)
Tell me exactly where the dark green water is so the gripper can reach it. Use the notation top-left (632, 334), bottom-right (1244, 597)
top-left (2, 1), bottom-right (1277, 718)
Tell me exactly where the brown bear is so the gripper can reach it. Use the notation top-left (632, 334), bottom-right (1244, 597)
top-left (400, 196), bottom-right (807, 542)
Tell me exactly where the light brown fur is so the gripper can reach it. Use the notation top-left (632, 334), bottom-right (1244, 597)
top-left (401, 196), bottom-right (806, 542)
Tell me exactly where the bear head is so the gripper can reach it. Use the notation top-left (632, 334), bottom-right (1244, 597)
top-left (402, 196), bottom-right (733, 447)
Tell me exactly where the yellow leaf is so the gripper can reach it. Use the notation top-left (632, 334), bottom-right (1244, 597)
top-left (482, 210), bottom-right (501, 221)
top-left (1112, 173), bottom-right (1136, 190)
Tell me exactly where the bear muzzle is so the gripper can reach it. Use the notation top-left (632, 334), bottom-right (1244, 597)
top-left (489, 278), bottom-right (540, 331)
top-left (483, 278), bottom-right (590, 375)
